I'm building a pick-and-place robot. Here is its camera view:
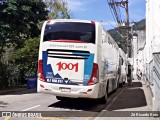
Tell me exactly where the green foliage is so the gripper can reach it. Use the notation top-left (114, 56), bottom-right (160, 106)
top-left (10, 38), bottom-right (40, 76)
top-left (0, 0), bottom-right (48, 88)
top-left (108, 19), bottom-right (146, 53)
top-left (0, 61), bottom-right (9, 89)
top-left (108, 28), bottom-right (124, 43)
top-left (133, 19), bottom-right (146, 30)
top-left (0, 0), bottom-right (71, 89)
top-left (108, 28), bottom-right (127, 52)
top-left (0, 0), bottom-right (48, 52)
top-left (45, 0), bottom-right (70, 19)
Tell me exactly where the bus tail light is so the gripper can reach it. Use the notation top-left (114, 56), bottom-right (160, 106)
top-left (38, 60), bottom-right (46, 82)
top-left (47, 20), bottom-right (51, 23)
top-left (87, 63), bottom-right (99, 86)
top-left (91, 21), bottom-right (95, 24)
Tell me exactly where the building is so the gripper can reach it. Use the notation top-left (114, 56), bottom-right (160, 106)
top-left (132, 0), bottom-right (160, 111)
top-left (146, 0), bottom-right (160, 111)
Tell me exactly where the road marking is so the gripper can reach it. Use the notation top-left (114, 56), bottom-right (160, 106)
top-left (4, 116), bottom-right (10, 120)
top-left (22, 105), bottom-right (41, 111)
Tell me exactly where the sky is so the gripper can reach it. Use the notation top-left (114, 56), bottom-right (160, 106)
top-left (65, 0), bottom-right (146, 30)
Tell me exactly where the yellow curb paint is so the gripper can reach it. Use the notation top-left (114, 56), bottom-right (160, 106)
top-left (40, 117), bottom-right (93, 120)
top-left (37, 117), bottom-right (69, 120)
top-left (4, 116), bottom-right (10, 120)
top-left (85, 117), bottom-right (93, 120)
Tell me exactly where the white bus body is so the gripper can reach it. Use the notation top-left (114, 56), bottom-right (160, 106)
top-left (118, 48), bottom-right (127, 86)
top-left (37, 19), bottom-right (121, 103)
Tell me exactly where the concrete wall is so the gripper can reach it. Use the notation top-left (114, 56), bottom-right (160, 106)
top-left (146, 0), bottom-right (160, 111)
top-left (132, 0), bottom-right (160, 110)
top-left (132, 30), bottom-right (146, 80)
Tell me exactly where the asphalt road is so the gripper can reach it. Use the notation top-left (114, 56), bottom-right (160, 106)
top-left (0, 85), bottom-right (123, 120)
top-left (0, 80), bottom-right (154, 120)
top-left (0, 91), bottom-right (107, 112)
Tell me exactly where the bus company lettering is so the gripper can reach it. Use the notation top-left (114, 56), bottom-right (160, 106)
top-left (56, 62), bottom-right (78, 72)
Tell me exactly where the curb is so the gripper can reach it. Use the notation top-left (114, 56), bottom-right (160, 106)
top-left (0, 88), bottom-right (28, 95)
top-left (93, 80), bottom-right (153, 119)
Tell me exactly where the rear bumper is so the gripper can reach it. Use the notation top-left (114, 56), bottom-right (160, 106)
top-left (37, 80), bottom-right (99, 99)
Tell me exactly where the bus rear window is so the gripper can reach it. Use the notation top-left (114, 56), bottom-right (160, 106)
top-left (43, 22), bottom-right (95, 44)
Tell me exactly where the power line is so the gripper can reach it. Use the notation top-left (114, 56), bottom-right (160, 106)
top-left (108, 0), bottom-right (129, 28)
top-left (107, 0), bottom-right (119, 27)
top-left (99, 20), bottom-right (117, 28)
top-left (107, 0), bottom-right (132, 54)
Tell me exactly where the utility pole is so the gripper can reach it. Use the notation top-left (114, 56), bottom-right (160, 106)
top-left (125, 0), bottom-right (132, 58)
top-left (125, 0), bottom-right (132, 85)
top-left (108, 0), bottom-right (131, 56)
top-left (108, 0), bottom-right (132, 85)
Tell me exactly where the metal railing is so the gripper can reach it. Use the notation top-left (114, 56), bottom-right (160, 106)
top-left (153, 53), bottom-right (160, 89)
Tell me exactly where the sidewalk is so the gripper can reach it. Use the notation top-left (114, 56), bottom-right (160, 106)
top-left (94, 79), bottom-right (160, 120)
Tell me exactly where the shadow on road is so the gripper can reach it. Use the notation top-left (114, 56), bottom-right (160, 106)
top-left (48, 89), bottom-right (119, 113)
top-left (107, 81), bottom-right (147, 110)
top-left (48, 82), bottom-right (146, 112)
top-left (48, 98), bottom-right (106, 112)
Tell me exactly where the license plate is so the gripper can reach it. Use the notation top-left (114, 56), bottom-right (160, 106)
top-left (59, 87), bottom-right (71, 92)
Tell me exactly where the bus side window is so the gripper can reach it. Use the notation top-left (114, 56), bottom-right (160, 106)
top-left (102, 31), bottom-right (105, 43)
top-left (122, 59), bottom-right (123, 65)
top-left (102, 35), bottom-right (104, 43)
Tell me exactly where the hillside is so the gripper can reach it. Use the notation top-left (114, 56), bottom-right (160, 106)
top-left (107, 19), bottom-right (145, 52)
top-left (133, 19), bottom-right (146, 30)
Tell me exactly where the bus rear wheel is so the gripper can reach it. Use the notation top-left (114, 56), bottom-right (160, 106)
top-left (99, 91), bottom-right (107, 104)
top-left (119, 82), bottom-right (123, 87)
top-left (99, 84), bottom-right (108, 104)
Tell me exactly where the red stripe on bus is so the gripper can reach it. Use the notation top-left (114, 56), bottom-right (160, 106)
top-left (49, 40), bottom-right (88, 43)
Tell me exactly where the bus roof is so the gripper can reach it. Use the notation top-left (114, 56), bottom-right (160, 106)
top-left (46, 19), bottom-right (96, 24)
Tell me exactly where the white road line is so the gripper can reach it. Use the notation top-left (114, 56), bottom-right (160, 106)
top-left (22, 105), bottom-right (41, 111)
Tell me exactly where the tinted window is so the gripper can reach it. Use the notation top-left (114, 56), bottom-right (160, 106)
top-left (43, 22), bottom-right (95, 43)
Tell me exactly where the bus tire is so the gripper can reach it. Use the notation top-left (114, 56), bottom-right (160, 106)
top-left (99, 83), bottom-right (108, 104)
top-left (117, 77), bottom-right (120, 88)
top-left (119, 82), bottom-right (123, 87)
top-left (123, 81), bottom-right (126, 85)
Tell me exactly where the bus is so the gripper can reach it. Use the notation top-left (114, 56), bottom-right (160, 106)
top-left (37, 19), bottom-right (122, 104)
top-left (118, 48), bottom-right (127, 87)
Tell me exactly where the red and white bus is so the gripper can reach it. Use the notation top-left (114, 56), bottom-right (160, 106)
top-left (37, 19), bottom-right (122, 103)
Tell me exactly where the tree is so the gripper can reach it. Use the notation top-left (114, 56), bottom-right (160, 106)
top-left (0, 0), bottom-right (71, 88)
top-left (10, 0), bottom-right (71, 77)
top-left (45, 0), bottom-right (70, 19)
top-left (0, 0), bottom-right (48, 88)
top-left (10, 38), bottom-right (39, 77)
top-left (0, 0), bottom-right (48, 54)
top-left (11, 0), bottom-right (71, 76)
